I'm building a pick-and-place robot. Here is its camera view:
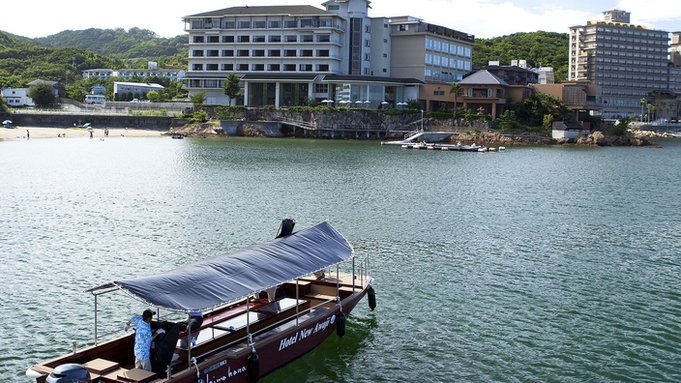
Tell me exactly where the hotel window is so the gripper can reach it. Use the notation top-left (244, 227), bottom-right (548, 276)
top-left (253, 50), bottom-right (265, 57)
top-left (442, 43), bottom-right (449, 53)
top-left (426, 39), bottom-right (433, 49)
top-left (314, 84), bottom-right (328, 93)
top-left (283, 64), bottom-right (296, 71)
top-left (238, 36), bottom-right (250, 43)
top-left (301, 49), bottom-right (313, 57)
top-left (238, 21), bottom-right (250, 29)
top-left (301, 19), bottom-right (314, 28)
top-left (425, 69), bottom-right (431, 77)
top-left (224, 21), bottom-right (235, 29)
top-left (433, 55), bottom-right (440, 66)
top-left (317, 34), bottom-right (330, 42)
top-left (206, 64), bottom-right (218, 71)
top-left (464, 48), bottom-right (471, 57)
top-left (301, 35), bottom-right (313, 42)
top-left (285, 35), bottom-right (297, 42)
top-left (269, 35), bottom-right (281, 42)
top-left (268, 64), bottom-right (280, 71)
top-left (237, 64), bottom-right (249, 71)
top-left (383, 53), bottom-right (388, 58)
top-left (284, 50), bottom-right (296, 57)
top-left (192, 64), bottom-right (203, 70)
top-left (398, 24), bottom-right (408, 31)
top-left (284, 20), bottom-right (296, 28)
top-left (425, 53), bottom-right (432, 64)
top-left (365, 25), bottom-right (371, 33)
top-left (327, 4), bottom-right (339, 10)
top-left (268, 20), bottom-right (280, 28)
top-left (253, 21), bottom-right (266, 29)
top-left (434, 41), bottom-right (441, 51)
top-left (299, 64), bottom-right (313, 71)
top-left (222, 64), bottom-right (234, 71)
top-left (268, 49), bottom-right (281, 57)
top-left (365, 39), bottom-right (370, 47)
top-left (193, 36), bottom-right (204, 43)
top-left (383, 39), bottom-right (388, 43)
top-left (253, 35), bottom-right (265, 43)
top-left (252, 64), bottom-right (264, 71)
top-left (207, 36), bottom-right (219, 43)
top-left (365, 53), bottom-right (370, 61)
top-left (237, 50), bottom-right (249, 57)
top-left (442, 57), bottom-right (448, 67)
top-left (457, 46), bottom-right (464, 56)
top-left (457, 60), bottom-right (464, 69)
top-left (222, 36), bottom-right (234, 43)
top-left (317, 64), bottom-right (330, 71)
top-left (464, 61), bottom-right (471, 70)
top-left (207, 50), bottom-right (219, 57)
top-left (317, 49), bottom-right (330, 57)
top-left (192, 50), bottom-right (204, 57)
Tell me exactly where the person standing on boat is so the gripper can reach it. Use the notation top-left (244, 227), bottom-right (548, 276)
top-left (125, 309), bottom-right (158, 371)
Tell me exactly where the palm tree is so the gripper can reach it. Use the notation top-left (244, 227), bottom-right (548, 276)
top-left (450, 82), bottom-right (462, 113)
top-left (647, 103), bottom-right (655, 123)
top-left (640, 98), bottom-right (646, 121)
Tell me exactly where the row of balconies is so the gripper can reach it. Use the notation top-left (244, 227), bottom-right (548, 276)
top-left (191, 51), bottom-right (342, 60)
top-left (187, 19), bottom-right (345, 32)
top-left (188, 63), bottom-right (334, 73)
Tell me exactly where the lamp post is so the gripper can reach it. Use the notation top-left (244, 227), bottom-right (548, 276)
top-left (421, 109), bottom-right (424, 132)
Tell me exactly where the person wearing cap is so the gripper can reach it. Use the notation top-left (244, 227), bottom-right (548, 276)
top-left (125, 309), bottom-right (162, 371)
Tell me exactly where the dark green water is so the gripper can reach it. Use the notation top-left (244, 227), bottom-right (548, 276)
top-left (1, 136), bottom-right (680, 382)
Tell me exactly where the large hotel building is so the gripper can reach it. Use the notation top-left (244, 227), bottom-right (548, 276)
top-left (182, 0), bottom-right (473, 110)
top-left (568, 10), bottom-right (670, 118)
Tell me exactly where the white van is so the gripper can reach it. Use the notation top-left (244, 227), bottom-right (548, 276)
top-left (85, 95), bottom-right (106, 104)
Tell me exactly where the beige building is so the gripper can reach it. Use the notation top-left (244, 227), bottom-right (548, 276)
top-left (568, 10), bottom-right (670, 118)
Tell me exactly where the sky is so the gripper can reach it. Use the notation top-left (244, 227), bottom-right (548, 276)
top-left (3, 0), bottom-right (680, 40)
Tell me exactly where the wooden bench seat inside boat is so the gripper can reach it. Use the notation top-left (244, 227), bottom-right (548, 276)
top-left (173, 297), bottom-right (310, 365)
top-left (99, 367), bottom-right (157, 383)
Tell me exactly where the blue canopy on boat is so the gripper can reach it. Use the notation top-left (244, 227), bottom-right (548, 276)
top-left (91, 222), bottom-right (354, 312)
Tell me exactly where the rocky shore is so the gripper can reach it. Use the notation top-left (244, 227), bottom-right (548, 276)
top-left (167, 120), bottom-right (665, 148)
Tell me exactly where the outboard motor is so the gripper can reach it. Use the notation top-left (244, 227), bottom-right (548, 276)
top-left (46, 363), bottom-right (91, 383)
top-left (275, 218), bottom-right (296, 238)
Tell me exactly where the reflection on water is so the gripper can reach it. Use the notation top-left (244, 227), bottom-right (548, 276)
top-left (1, 137), bottom-right (681, 382)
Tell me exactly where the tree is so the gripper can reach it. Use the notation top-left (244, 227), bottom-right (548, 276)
top-left (223, 73), bottom-right (241, 106)
top-left (28, 82), bottom-right (56, 107)
top-left (146, 91), bottom-right (161, 102)
top-left (640, 98), bottom-right (646, 121)
top-left (646, 104), bottom-right (655, 123)
top-left (190, 92), bottom-right (206, 109)
top-left (0, 94), bottom-right (7, 111)
top-left (449, 82), bottom-right (462, 111)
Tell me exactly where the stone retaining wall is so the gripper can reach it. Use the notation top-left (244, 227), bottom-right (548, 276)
top-left (9, 113), bottom-right (174, 130)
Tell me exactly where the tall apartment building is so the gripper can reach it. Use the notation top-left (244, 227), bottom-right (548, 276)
top-left (182, 0), bottom-right (473, 109)
top-left (568, 10), bottom-right (670, 118)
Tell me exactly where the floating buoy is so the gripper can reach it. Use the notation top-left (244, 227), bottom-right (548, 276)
top-left (336, 311), bottom-right (346, 338)
top-left (368, 286), bottom-right (376, 310)
top-left (248, 352), bottom-right (260, 382)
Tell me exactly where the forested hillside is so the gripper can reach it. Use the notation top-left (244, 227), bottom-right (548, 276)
top-left (0, 29), bottom-right (187, 87)
top-left (33, 28), bottom-right (187, 58)
top-left (473, 31), bottom-right (569, 82)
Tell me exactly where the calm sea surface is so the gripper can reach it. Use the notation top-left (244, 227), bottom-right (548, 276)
top-left (1, 135), bottom-right (680, 383)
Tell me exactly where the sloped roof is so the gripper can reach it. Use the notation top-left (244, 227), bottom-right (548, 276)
top-left (458, 70), bottom-right (509, 86)
top-left (185, 5), bottom-right (333, 18)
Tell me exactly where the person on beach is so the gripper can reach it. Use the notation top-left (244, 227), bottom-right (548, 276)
top-left (125, 309), bottom-right (163, 371)
top-left (26, 130), bottom-right (29, 140)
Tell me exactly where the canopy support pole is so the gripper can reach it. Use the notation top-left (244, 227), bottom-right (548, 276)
top-left (94, 294), bottom-right (99, 346)
top-left (295, 279), bottom-right (300, 326)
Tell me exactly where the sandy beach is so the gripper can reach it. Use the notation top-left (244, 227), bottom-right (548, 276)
top-left (0, 126), bottom-right (166, 140)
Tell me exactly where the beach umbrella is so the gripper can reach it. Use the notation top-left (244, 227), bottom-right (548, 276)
top-left (327, 100), bottom-right (334, 104)
top-left (321, 99), bottom-right (329, 105)
top-left (381, 101), bottom-right (389, 105)
top-left (83, 123), bottom-right (91, 128)
top-left (2, 120), bottom-right (11, 125)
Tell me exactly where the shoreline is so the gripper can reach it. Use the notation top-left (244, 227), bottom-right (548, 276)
top-left (0, 126), bottom-right (166, 140)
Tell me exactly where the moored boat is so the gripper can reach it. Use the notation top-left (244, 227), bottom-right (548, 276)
top-left (26, 219), bottom-right (374, 383)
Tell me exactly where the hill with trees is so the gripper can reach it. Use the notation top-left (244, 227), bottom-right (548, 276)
top-left (33, 28), bottom-right (187, 59)
top-left (473, 31), bottom-right (569, 82)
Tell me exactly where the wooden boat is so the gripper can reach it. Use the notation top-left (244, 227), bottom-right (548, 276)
top-left (26, 220), bottom-right (375, 383)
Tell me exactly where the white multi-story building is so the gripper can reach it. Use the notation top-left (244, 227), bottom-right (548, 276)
top-left (568, 10), bottom-right (670, 118)
top-left (82, 63), bottom-right (185, 81)
top-left (1, 88), bottom-right (33, 107)
top-left (182, 0), bottom-right (474, 109)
